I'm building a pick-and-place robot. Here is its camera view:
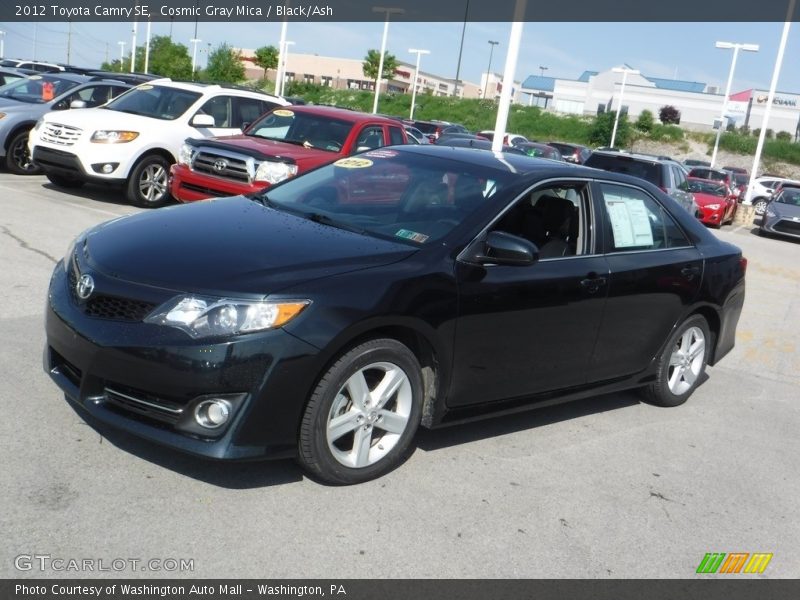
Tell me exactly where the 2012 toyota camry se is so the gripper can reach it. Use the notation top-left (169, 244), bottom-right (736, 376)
top-left (45, 145), bottom-right (746, 484)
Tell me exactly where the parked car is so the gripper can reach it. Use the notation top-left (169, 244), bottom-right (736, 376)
top-left (584, 151), bottom-right (698, 215)
top-left (684, 158), bottom-right (711, 168)
top-left (30, 79), bottom-right (288, 207)
top-left (436, 136), bottom-right (526, 154)
top-left (171, 105), bottom-right (408, 202)
top-left (478, 130), bottom-right (529, 147)
top-left (746, 176), bottom-right (800, 215)
top-left (45, 145), bottom-right (746, 484)
top-left (516, 142), bottom-right (564, 161)
top-left (412, 120), bottom-right (467, 143)
top-left (0, 73), bottom-right (132, 174)
top-left (687, 167), bottom-right (737, 199)
top-left (759, 183), bottom-right (800, 240)
top-left (687, 177), bottom-right (737, 227)
top-left (403, 125), bottom-right (429, 144)
top-left (0, 66), bottom-right (36, 87)
top-left (0, 58), bottom-right (63, 73)
top-left (547, 142), bottom-right (591, 164)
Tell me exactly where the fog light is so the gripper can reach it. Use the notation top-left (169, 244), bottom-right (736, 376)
top-left (91, 162), bottom-right (120, 174)
top-left (194, 399), bottom-right (231, 429)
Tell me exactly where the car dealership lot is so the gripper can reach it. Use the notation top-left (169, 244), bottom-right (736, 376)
top-left (2, 172), bottom-right (798, 578)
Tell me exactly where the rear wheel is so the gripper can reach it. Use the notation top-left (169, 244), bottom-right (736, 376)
top-left (126, 155), bottom-right (171, 208)
top-left (5, 130), bottom-right (42, 175)
top-left (642, 315), bottom-right (710, 407)
top-left (298, 338), bottom-right (423, 485)
top-left (753, 198), bottom-right (768, 216)
top-left (45, 172), bottom-right (85, 188)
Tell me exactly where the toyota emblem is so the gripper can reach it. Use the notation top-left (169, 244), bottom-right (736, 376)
top-left (76, 274), bottom-right (95, 300)
top-left (213, 159), bottom-right (228, 171)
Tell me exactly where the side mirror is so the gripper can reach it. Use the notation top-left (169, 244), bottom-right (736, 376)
top-left (468, 231), bottom-right (539, 266)
top-left (191, 113), bottom-right (215, 128)
top-left (52, 100), bottom-right (68, 110)
top-left (241, 121), bottom-right (251, 131)
top-left (356, 145), bottom-right (370, 153)
top-left (69, 99), bottom-right (87, 109)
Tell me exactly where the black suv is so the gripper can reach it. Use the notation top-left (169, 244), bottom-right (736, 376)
top-left (584, 151), bottom-right (698, 215)
top-left (548, 142), bottom-right (592, 164)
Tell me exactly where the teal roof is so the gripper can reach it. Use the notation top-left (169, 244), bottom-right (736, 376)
top-left (521, 75), bottom-right (555, 91)
top-left (645, 77), bottom-right (706, 93)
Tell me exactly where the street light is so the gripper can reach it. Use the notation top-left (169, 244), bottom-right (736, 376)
top-left (710, 41), bottom-right (759, 168)
top-left (539, 65), bottom-right (548, 77)
top-left (610, 66), bottom-right (640, 149)
top-left (0, 30), bottom-right (6, 60)
top-left (482, 40), bottom-right (499, 99)
top-left (279, 41), bottom-right (295, 97)
top-left (117, 41), bottom-right (125, 72)
top-left (371, 6), bottom-right (405, 114)
top-left (408, 48), bottom-right (430, 120)
top-left (190, 38), bottom-right (202, 78)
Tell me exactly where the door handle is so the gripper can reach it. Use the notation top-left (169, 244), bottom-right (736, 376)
top-left (681, 265), bottom-right (701, 279)
top-left (580, 276), bottom-right (607, 292)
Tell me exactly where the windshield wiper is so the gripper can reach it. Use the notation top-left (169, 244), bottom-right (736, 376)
top-left (304, 212), bottom-right (365, 234)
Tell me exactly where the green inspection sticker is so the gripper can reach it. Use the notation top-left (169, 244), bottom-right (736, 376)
top-left (395, 229), bottom-right (429, 243)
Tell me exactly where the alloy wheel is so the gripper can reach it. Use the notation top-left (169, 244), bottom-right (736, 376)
top-left (667, 326), bottom-right (706, 395)
top-left (138, 163), bottom-right (168, 204)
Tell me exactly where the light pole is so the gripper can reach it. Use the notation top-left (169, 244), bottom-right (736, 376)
top-left (371, 6), bottom-right (405, 114)
top-left (710, 41), bottom-right (759, 168)
top-left (279, 41), bottom-right (295, 97)
top-left (408, 48), bottom-right (430, 120)
top-left (482, 40), bottom-right (499, 99)
top-left (539, 65), bottom-right (548, 77)
top-left (117, 41), bottom-right (125, 72)
top-left (190, 38), bottom-right (202, 79)
top-left (0, 31), bottom-right (5, 60)
top-left (610, 66), bottom-right (639, 149)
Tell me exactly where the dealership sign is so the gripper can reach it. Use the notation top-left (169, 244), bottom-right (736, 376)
top-left (756, 94), bottom-right (798, 107)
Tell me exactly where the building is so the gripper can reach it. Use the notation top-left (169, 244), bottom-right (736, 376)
top-left (521, 66), bottom-right (800, 137)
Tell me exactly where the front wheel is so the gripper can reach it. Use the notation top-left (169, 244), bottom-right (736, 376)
top-left (5, 130), bottom-right (41, 175)
top-left (642, 315), bottom-right (711, 407)
top-left (298, 338), bottom-right (423, 485)
top-left (126, 155), bottom-right (171, 208)
top-left (752, 198), bottom-right (768, 216)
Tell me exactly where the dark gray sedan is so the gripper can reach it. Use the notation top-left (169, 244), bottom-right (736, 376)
top-left (759, 185), bottom-right (800, 240)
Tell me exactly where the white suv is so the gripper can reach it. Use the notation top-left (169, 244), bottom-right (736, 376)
top-left (745, 176), bottom-right (800, 214)
top-left (29, 79), bottom-right (289, 207)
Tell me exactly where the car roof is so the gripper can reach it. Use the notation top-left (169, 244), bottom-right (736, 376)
top-left (139, 79), bottom-right (284, 100)
top-left (589, 150), bottom-right (668, 164)
top-left (277, 104), bottom-right (402, 124)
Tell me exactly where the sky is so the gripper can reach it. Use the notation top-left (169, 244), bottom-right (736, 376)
top-left (1, 21), bottom-right (798, 96)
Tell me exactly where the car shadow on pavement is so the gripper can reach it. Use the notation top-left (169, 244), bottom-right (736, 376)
top-left (41, 182), bottom-right (178, 208)
top-left (415, 390), bottom-right (644, 452)
top-left (67, 403), bottom-right (304, 488)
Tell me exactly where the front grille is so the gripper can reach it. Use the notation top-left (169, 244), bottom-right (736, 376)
top-left (84, 296), bottom-right (156, 321)
top-left (179, 181), bottom-right (232, 197)
top-left (192, 150), bottom-right (251, 183)
top-left (772, 219), bottom-right (800, 237)
top-left (105, 386), bottom-right (185, 425)
top-left (40, 122), bottom-right (83, 146)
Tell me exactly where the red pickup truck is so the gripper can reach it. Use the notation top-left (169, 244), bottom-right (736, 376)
top-left (170, 105), bottom-right (408, 202)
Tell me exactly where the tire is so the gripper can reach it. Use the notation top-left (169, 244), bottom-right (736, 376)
top-left (5, 130), bottom-right (42, 175)
top-left (126, 154), bottom-right (171, 208)
top-left (642, 314), bottom-right (711, 407)
top-left (753, 198), bottom-right (768, 216)
top-left (298, 338), bottom-right (424, 485)
top-left (46, 172), bottom-right (85, 188)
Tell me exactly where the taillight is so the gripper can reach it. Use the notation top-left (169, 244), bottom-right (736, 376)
top-left (739, 257), bottom-right (748, 275)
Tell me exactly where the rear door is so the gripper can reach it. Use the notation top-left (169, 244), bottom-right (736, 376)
top-left (585, 180), bottom-right (703, 383)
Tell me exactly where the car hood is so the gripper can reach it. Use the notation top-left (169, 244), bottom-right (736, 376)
top-left (692, 192), bottom-right (727, 206)
top-left (84, 196), bottom-right (416, 294)
top-left (0, 99), bottom-right (47, 114)
top-left (42, 106), bottom-right (160, 129)
top-left (197, 134), bottom-right (340, 167)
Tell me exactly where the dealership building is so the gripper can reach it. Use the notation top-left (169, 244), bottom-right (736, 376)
top-left (520, 66), bottom-right (800, 137)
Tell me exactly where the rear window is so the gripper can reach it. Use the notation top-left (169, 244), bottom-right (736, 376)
top-left (584, 154), bottom-right (662, 187)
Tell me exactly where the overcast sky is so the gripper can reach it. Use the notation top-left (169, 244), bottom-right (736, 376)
top-left (1, 21), bottom-right (798, 95)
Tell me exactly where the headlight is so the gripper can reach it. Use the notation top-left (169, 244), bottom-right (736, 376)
top-left (90, 130), bottom-right (139, 143)
top-left (254, 161), bottom-right (298, 184)
top-left (705, 204), bottom-right (721, 210)
top-left (145, 296), bottom-right (310, 338)
top-left (766, 209), bottom-right (776, 217)
top-left (178, 142), bottom-right (195, 166)
top-left (0, 112), bottom-right (6, 120)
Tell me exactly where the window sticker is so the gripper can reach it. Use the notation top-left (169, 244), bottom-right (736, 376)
top-left (364, 149), bottom-right (398, 159)
top-left (395, 229), bottom-right (429, 243)
top-left (334, 157), bottom-right (373, 169)
top-left (272, 109), bottom-right (294, 117)
top-left (605, 194), bottom-right (654, 248)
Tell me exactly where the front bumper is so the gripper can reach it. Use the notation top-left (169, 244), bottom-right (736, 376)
top-left (44, 260), bottom-right (320, 460)
top-left (31, 145), bottom-right (127, 184)
top-left (170, 163), bottom-right (265, 203)
top-left (698, 206), bottom-right (724, 226)
top-left (760, 214), bottom-right (800, 239)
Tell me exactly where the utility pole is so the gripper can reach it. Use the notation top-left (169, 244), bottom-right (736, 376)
top-left (66, 21), bottom-right (72, 64)
top-left (104, 42), bottom-right (109, 65)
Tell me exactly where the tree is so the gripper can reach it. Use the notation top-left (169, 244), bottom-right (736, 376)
top-left (253, 45), bottom-right (278, 79)
top-left (776, 131), bottom-right (792, 141)
top-left (203, 43), bottom-right (246, 83)
top-left (589, 111), bottom-right (632, 148)
top-left (108, 36), bottom-right (192, 79)
top-left (362, 49), bottom-right (398, 83)
top-left (659, 105), bottom-right (681, 125)
top-left (634, 109), bottom-right (654, 133)
top-left (100, 59), bottom-right (123, 72)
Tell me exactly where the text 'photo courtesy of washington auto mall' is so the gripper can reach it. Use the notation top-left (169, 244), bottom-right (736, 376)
top-left (0, 0), bottom-right (799, 594)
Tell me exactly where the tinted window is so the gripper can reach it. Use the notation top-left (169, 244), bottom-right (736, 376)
top-left (104, 85), bottom-right (201, 120)
top-left (65, 84), bottom-right (116, 108)
top-left (198, 95), bottom-right (232, 127)
top-left (775, 188), bottom-right (800, 206)
top-left (0, 75), bottom-right (80, 104)
top-left (248, 109), bottom-right (352, 152)
top-left (235, 97), bottom-right (276, 129)
top-left (389, 126), bottom-right (405, 145)
top-left (354, 126), bottom-right (386, 151)
top-left (599, 183), bottom-right (690, 252)
top-left (585, 154), bottom-right (663, 187)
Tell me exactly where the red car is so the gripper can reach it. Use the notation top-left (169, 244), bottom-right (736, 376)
top-left (171, 105), bottom-right (408, 202)
top-left (687, 167), bottom-right (739, 202)
top-left (687, 177), bottom-right (737, 227)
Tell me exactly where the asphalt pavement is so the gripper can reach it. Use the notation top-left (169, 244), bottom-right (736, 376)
top-left (1, 172), bottom-right (798, 579)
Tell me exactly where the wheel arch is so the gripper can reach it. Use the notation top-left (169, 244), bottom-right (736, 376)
top-left (687, 304), bottom-right (722, 365)
top-left (3, 121), bottom-right (37, 152)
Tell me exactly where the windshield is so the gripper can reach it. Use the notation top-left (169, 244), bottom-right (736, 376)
top-left (257, 150), bottom-right (511, 245)
top-left (0, 75), bottom-right (79, 104)
top-left (103, 84), bottom-right (201, 120)
top-left (246, 109), bottom-right (353, 152)
top-left (688, 180), bottom-right (726, 196)
top-left (775, 188), bottom-right (800, 206)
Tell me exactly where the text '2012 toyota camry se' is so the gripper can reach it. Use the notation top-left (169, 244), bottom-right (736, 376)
top-left (45, 145), bottom-right (746, 484)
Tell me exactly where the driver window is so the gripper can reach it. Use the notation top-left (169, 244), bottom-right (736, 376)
top-left (492, 183), bottom-right (591, 259)
top-left (354, 127), bottom-right (385, 152)
top-left (197, 95), bottom-right (232, 128)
